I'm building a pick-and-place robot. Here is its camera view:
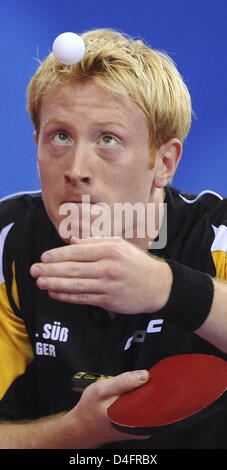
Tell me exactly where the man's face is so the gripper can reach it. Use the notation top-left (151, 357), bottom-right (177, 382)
top-left (36, 81), bottom-right (162, 241)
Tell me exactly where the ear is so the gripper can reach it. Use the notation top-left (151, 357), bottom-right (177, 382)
top-left (33, 130), bottom-right (41, 177)
top-left (153, 138), bottom-right (182, 188)
top-left (33, 130), bottom-right (38, 146)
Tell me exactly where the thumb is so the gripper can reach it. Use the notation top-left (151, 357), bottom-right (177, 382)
top-left (98, 369), bottom-right (150, 400)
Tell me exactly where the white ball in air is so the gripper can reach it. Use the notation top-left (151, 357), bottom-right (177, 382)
top-left (52, 32), bottom-right (85, 65)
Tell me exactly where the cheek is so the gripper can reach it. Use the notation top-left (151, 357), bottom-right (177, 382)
top-left (119, 166), bottom-right (154, 201)
top-left (38, 164), bottom-right (60, 215)
top-left (104, 163), bottom-right (153, 202)
top-left (38, 166), bottom-right (52, 194)
top-left (38, 159), bottom-right (61, 187)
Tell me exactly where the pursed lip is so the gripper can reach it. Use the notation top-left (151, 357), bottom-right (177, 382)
top-left (61, 195), bottom-right (97, 205)
top-left (61, 200), bottom-right (98, 206)
top-left (59, 197), bottom-right (107, 209)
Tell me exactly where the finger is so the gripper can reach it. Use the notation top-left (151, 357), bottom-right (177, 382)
top-left (100, 370), bottom-right (151, 441)
top-left (48, 291), bottom-right (107, 307)
top-left (91, 370), bottom-right (150, 400)
top-left (36, 276), bottom-right (104, 293)
top-left (70, 236), bottom-right (122, 245)
top-left (30, 261), bottom-right (103, 279)
top-left (40, 242), bottom-right (117, 263)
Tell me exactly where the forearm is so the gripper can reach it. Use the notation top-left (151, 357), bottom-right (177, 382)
top-left (0, 412), bottom-right (93, 449)
top-left (157, 260), bottom-right (227, 354)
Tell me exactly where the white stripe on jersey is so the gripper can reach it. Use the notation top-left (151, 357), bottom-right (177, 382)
top-left (0, 189), bottom-right (41, 202)
top-left (179, 190), bottom-right (223, 204)
top-left (0, 223), bottom-right (14, 284)
top-left (211, 225), bottom-right (227, 253)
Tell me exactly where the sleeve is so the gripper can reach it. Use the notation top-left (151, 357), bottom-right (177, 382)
top-left (0, 221), bottom-right (34, 418)
top-left (211, 224), bottom-right (227, 281)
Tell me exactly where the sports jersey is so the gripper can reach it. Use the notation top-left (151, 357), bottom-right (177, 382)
top-left (0, 186), bottom-right (226, 449)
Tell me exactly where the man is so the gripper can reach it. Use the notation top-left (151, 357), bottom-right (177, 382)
top-left (0, 29), bottom-right (226, 449)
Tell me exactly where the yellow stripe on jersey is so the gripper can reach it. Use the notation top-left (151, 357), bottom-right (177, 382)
top-left (211, 224), bottom-right (227, 281)
top-left (0, 268), bottom-right (34, 400)
top-left (11, 261), bottom-right (20, 310)
top-left (211, 251), bottom-right (227, 281)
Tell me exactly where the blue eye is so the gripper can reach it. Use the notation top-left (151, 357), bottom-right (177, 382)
top-left (101, 135), bottom-right (118, 146)
top-left (52, 132), bottom-right (71, 144)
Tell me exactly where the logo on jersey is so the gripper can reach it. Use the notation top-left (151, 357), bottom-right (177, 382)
top-left (124, 319), bottom-right (164, 350)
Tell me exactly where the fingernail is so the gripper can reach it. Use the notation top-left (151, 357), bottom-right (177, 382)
top-left (41, 252), bottom-right (52, 263)
top-left (31, 265), bottom-right (42, 276)
top-left (38, 277), bottom-right (48, 288)
top-left (137, 370), bottom-right (149, 381)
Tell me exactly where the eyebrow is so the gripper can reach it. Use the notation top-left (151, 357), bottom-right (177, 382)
top-left (42, 119), bottom-right (127, 131)
top-left (94, 120), bottom-right (127, 130)
top-left (42, 119), bottom-right (71, 130)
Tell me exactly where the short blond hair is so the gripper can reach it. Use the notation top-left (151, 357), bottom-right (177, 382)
top-left (27, 28), bottom-right (192, 155)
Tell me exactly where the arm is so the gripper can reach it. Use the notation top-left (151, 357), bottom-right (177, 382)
top-left (30, 237), bottom-right (227, 353)
top-left (196, 278), bottom-right (227, 353)
top-left (0, 369), bottom-right (149, 449)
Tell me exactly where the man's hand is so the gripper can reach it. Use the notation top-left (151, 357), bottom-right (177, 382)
top-left (0, 369), bottom-right (150, 449)
top-left (62, 369), bottom-right (151, 448)
top-left (30, 237), bottom-right (172, 314)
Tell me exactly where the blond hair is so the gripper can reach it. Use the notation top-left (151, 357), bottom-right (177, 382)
top-left (27, 28), bottom-right (192, 155)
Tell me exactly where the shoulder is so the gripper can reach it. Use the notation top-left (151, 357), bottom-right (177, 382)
top-left (160, 186), bottom-right (227, 275)
top-left (0, 191), bottom-right (43, 218)
top-left (0, 190), bottom-right (43, 228)
top-left (166, 186), bottom-right (227, 226)
top-left (167, 185), bottom-right (226, 210)
top-left (0, 191), bottom-right (45, 281)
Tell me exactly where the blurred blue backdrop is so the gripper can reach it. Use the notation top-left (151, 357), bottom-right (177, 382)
top-left (0, 0), bottom-right (226, 198)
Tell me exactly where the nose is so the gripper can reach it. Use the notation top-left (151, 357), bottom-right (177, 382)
top-left (64, 146), bottom-right (92, 186)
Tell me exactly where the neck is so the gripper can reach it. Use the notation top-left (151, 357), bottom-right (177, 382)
top-left (125, 187), bottom-right (165, 251)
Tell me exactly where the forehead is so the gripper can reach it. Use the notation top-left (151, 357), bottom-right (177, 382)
top-left (39, 81), bottom-right (149, 133)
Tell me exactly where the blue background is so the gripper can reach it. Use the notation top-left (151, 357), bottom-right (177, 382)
top-left (1, 0), bottom-right (226, 198)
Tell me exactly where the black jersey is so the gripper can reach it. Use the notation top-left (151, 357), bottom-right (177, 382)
top-left (0, 186), bottom-right (226, 449)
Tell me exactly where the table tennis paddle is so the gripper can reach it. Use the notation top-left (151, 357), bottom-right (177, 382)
top-left (72, 371), bottom-right (113, 392)
top-left (107, 354), bottom-right (227, 435)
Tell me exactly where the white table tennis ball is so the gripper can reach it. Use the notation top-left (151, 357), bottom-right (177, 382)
top-left (52, 32), bottom-right (85, 65)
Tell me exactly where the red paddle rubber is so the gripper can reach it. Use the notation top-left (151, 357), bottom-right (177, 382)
top-left (107, 354), bottom-right (227, 435)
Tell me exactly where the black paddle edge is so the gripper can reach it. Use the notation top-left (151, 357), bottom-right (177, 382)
top-left (109, 390), bottom-right (227, 436)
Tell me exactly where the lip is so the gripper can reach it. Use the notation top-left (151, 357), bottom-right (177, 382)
top-left (59, 199), bottom-right (109, 211)
top-left (61, 195), bottom-right (97, 204)
top-left (61, 200), bottom-right (97, 206)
